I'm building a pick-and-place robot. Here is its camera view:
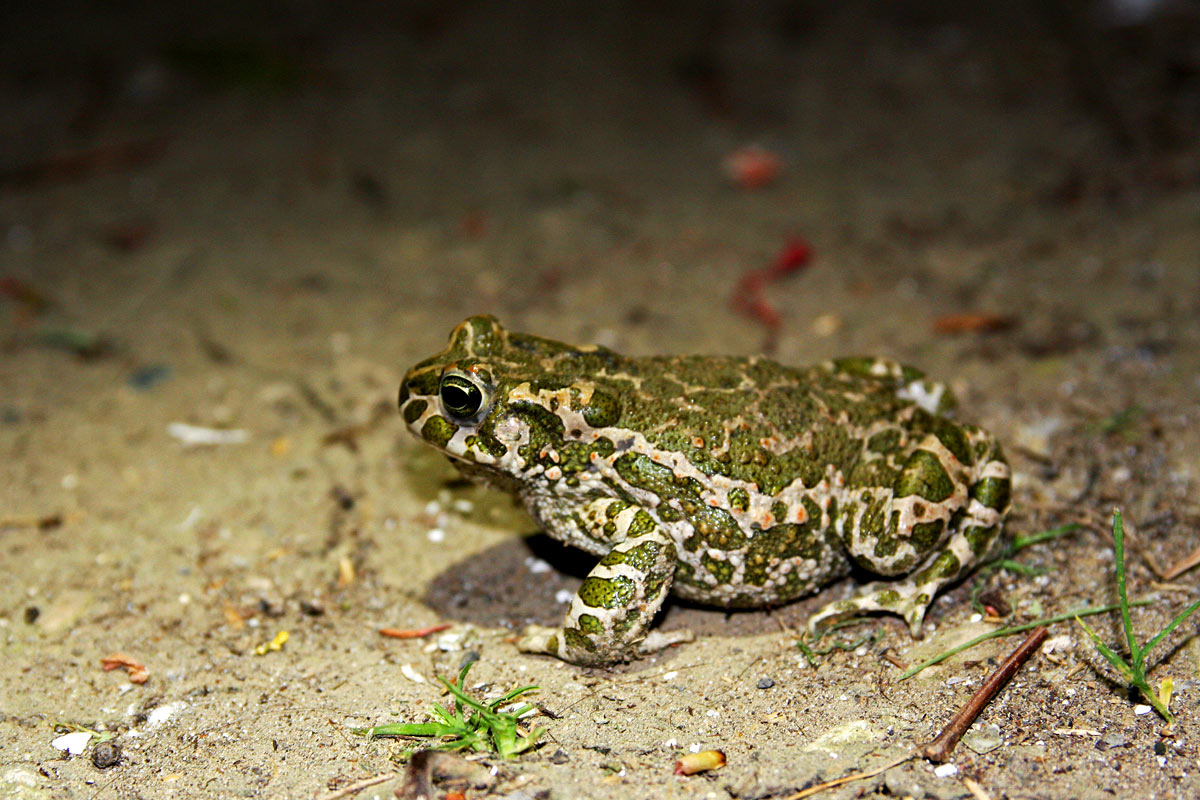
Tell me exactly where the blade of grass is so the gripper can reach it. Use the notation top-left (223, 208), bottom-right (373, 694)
top-left (1141, 598), bottom-right (1200, 657)
top-left (1112, 511), bottom-right (1141, 666)
top-left (1074, 616), bottom-right (1135, 683)
top-left (897, 601), bottom-right (1150, 681)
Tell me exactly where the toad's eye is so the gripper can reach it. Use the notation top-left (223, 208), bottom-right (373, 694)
top-left (439, 371), bottom-right (489, 421)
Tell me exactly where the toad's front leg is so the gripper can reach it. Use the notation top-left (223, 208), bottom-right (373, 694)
top-left (518, 500), bottom-right (692, 665)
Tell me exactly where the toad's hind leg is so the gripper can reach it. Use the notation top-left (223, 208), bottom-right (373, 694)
top-left (809, 425), bottom-right (1011, 636)
top-left (517, 499), bottom-right (692, 665)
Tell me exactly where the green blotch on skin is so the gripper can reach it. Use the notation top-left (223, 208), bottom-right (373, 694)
top-left (658, 505), bottom-right (682, 523)
top-left (625, 510), bottom-right (658, 538)
top-left (605, 500), bottom-right (631, 518)
top-left (701, 552), bottom-right (734, 584)
top-left (973, 476), bottom-right (1011, 511)
top-left (931, 418), bottom-right (973, 466)
top-left (685, 504), bottom-right (746, 550)
top-left (465, 433), bottom-right (506, 459)
top-left (911, 519), bottom-right (945, 552)
top-left (451, 315), bottom-right (506, 355)
top-left (578, 575), bottom-right (635, 610)
top-left (404, 369), bottom-right (439, 398)
top-left (582, 390), bottom-right (621, 427)
top-left (912, 550), bottom-right (961, 584)
top-left (964, 524), bottom-right (997, 556)
top-left (600, 540), bottom-right (664, 572)
top-left (728, 488), bottom-right (750, 512)
top-left (562, 628), bottom-right (595, 653)
top-left (874, 589), bottom-right (901, 607)
top-left (771, 500), bottom-right (788, 523)
top-left (867, 429), bottom-right (901, 453)
top-left (895, 450), bottom-right (955, 503)
top-left (578, 614), bottom-right (604, 635)
top-left (614, 453), bottom-right (682, 498)
top-left (421, 415), bottom-right (458, 448)
top-left (402, 398), bottom-right (427, 424)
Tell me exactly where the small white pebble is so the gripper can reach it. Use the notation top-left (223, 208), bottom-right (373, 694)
top-left (969, 612), bottom-right (983, 622)
top-left (452, 499), bottom-right (474, 514)
top-left (178, 593), bottom-right (190, 605)
top-left (147, 701), bottom-right (185, 727)
top-left (661, 671), bottom-right (678, 682)
top-left (554, 589), bottom-right (574, 605)
top-left (525, 557), bottom-right (552, 574)
top-left (705, 709), bottom-right (720, 717)
top-left (1134, 704), bottom-right (1153, 715)
top-left (663, 737), bottom-right (678, 748)
top-left (61, 473), bottom-right (79, 490)
top-left (400, 664), bottom-right (426, 684)
top-left (426, 528), bottom-right (445, 543)
top-left (423, 501), bottom-right (441, 516)
top-left (1042, 635), bottom-right (1074, 654)
top-left (51, 731), bottom-right (92, 755)
top-left (167, 422), bottom-right (248, 447)
top-left (689, 743), bottom-right (703, 753)
top-left (933, 764), bottom-right (958, 778)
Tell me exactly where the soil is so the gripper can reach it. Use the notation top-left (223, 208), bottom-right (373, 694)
top-left (3, 2), bottom-right (1200, 799)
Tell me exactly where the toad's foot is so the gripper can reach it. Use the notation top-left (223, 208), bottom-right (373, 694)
top-left (809, 520), bottom-right (1005, 637)
top-left (518, 625), bottom-right (693, 662)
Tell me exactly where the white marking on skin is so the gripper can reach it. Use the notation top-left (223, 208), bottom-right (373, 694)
top-left (898, 381), bottom-right (946, 414)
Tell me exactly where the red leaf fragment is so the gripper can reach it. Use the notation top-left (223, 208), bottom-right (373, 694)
top-left (379, 623), bottom-right (452, 639)
top-left (932, 313), bottom-right (1016, 335)
top-left (101, 653), bottom-right (149, 684)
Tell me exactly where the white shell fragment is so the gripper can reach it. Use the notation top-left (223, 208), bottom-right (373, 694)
top-left (167, 422), bottom-right (249, 447)
top-left (400, 663), bottom-right (427, 684)
top-left (51, 731), bottom-right (93, 755)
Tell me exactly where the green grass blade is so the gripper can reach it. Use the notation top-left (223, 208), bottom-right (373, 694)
top-left (1074, 616), bottom-right (1135, 683)
top-left (1010, 523), bottom-right (1080, 552)
top-left (896, 601), bottom-right (1149, 681)
top-left (355, 722), bottom-right (457, 738)
top-left (1140, 598), bottom-right (1200, 660)
top-left (492, 685), bottom-right (540, 708)
top-left (1111, 510), bottom-right (1141, 665)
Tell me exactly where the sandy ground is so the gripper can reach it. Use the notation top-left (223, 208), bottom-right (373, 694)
top-left (3, 1), bottom-right (1200, 798)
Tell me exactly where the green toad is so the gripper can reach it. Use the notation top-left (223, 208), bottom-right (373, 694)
top-left (399, 316), bottom-right (1011, 665)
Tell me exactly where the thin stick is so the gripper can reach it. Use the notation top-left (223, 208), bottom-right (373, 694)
top-left (921, 626), bottom-right (1048, 763)
top-left (779, 752), bottom-right (914, 800)
top-left (313, 772), bottom-right (397, 800)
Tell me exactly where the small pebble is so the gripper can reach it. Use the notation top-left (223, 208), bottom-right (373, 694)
top-left (92, 741), bottom-right (121, 769)
top-left (128, 364), bottom-right (171, 391)
top-left (299, 600), bottom-right (325, 616)
top-left (756, 677), bottom-right (775, 689)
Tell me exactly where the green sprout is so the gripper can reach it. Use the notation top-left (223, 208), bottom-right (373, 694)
top-left (1076, 509), bottom-right (1200, 724)
top-left (353, 660), bottom-right (545, 758)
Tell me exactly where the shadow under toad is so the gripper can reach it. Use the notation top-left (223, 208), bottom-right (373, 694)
top-left (422, 532), bottom-right (833, 662)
